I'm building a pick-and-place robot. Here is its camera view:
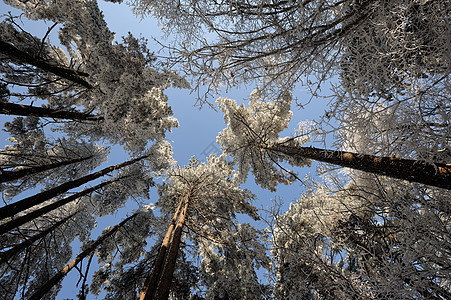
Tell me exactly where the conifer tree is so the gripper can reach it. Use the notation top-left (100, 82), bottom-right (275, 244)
top-left (216, 90), bottom-right (451, 190)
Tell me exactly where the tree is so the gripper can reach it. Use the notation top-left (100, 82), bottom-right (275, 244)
top-left (0, 101), bottom-right (102, 121)
top-left (129, 0), bottom-right (379, 102)
top-left (1, 116), bottom-right (108, 198)
top-left (272, 171), bottom-right (451, 299)
top-left (0, 153), bottom-right (150, 221)
top-left (92, 155), bottom-right (269, 299)
top-left (216, 90), bottom-right (451, 190)
top-left (0, 212), bottom-right (76, 265)
top-left (1, 0), bottom-right (188, 153)
top-left (1, 0), bottom-right (449, 298)
top-left (0, 155), bottom-right (157, 299)
top-left (28, 211), bottom-right (147, 300)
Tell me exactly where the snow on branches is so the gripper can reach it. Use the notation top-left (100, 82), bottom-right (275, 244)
top-left (2, 0), bottom-right (188, 154)
top-left (217, 88), bottom-right (311, 190)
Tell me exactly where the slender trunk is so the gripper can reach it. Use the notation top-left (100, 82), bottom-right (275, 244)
top-left (0, 213), bottom-right (76, 264)
top-left (270, 144), bottom-right (451, 190)
top-left (28, 214), bottom-right (137, 300)
top-left (0, 177), bottom-right (122, 235)
top-left (0, 40), bottom-right (93, 89)
top-left (0, 155), bottom-right (149, 221)
top-left (154, 193), bottom-right (190, 300)
top-left (139, 196), bottom-right (184, 300)
top-left (1, 155), bottom-right (94, 183)
top-left (0, 102), bottom-right (102, 122)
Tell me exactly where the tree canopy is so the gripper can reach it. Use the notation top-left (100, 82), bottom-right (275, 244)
top-left (0, 0), bottom-right (449, 299)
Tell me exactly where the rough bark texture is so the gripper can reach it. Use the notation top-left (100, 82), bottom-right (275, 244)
top-left (0, 40), bottom-right (93, 89)
top-left (139, 197), bottom-right (184, 300)
top-left (0, 177), bottom-right (122, 235)
top-left (0, 102), bottom-right (102, 122)
top-left (0, 213), bottom-right (75, 264)
top-left (28, 214), bottom-right (137, 300)
top-left (270, 144), bottom-right (451, 190)
top-left (154, 193), bottom-right (190, 300)
top-left (0, 155), bottom-right (149, 221)
top-left (0, 155), bottom-right (94, 183)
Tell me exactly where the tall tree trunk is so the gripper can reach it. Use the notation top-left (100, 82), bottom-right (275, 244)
top-left (0, 40), bottom-right (93, 89)
top-left (154, 192), bottom-right (190, 300)
top-left (1, 155), bottom-right (94, 183)
top-left (269, 144), bottom-right (451, 190)
top-left (28, 214), bottom-right (137, 300)
top-left (139, 196), bottom-right (184, 300)
top-left (0, 155), bottom-right (149, 221)
top-left (0, 102), bottom-right (102, 122)
top-left (0, 213), bottom-right (76, 264)
top-left (0, 177), bottom-right (123, 235)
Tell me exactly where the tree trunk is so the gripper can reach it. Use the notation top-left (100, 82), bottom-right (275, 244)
top-left (154, 192), bottom-right (190, 300)
top-left (0, 155), bottom-right (94, 183)
top-left (28, 214), bottom-right (137, 300)
top-left (0, 101), bottom-right (102, 122)
top-left (139, 196), bottom-right (184, 300)
top-left (0, 40), bottom-right (93, 89)
top-left (0, 213), bottom-right (76, 264)
top-left (0, 177), bottom-right (123, 235)
top-left (0, 155), bottom-right (149, 221)
top-left (270, 144), bottom-right (451, 190)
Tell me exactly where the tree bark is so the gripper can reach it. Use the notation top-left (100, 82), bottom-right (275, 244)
top-left (0, 213), bottom-right (76, 264)
top-left (269, 144), bottom-right (451, 190)
top-left (1, 155), bottom-right (94, 183)
top-left (0, 177), bottom-right (123, 235)
top-left (28, 214), bottom-right (137, 300)
top-left (0, 40), bottom-right (93, 89)
top-left (0, 101), bottom-right (102, 122)
top-left (154, 192), bottom-right (190, 300)
top-left (139, 196), bottom-right (184, 300)
top-left (0, 155), bottom-right (149, 221)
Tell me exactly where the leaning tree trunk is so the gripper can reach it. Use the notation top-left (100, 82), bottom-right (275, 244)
top-left (269, 144), bottom-right (451, 190)
top-left (0, 154), bottom-right (94, 183)
top-left (0, 213), bottom-right (76, 264)
top-left (28, 214), bottom-right (137, 300)
top-left (153, 192), bottom-right (191, 300)
top-left (0, 177), bottom-right (124, 235)
top-left (0, 102), bottom-right (102, 122)
top-left (0, 40), bottom-right (93, 89)
top-left (139, 196), bottom-right (184, 300)
top-left (0, 154), bottom-right (149, 221)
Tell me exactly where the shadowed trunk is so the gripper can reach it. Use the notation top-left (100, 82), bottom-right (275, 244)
top-left (0, 102), bottom-right (102, 122)
top-left (1, 155), bottom-right (94, 183)
top-left (154, 192), bottom-right (190, 300)
top-left (0, 177), bottom-right (124, 235)
top-left (139, 196), bottom-right (184, 300)
top-left (0, 40), bottom-right (93, 89)
top-left (270, 144), bottom-right (451, 190)
top-left (0, 213), bottom-right (76, 264)
top-left (28, 214), bottom-right (137, 300)
top-left (0, 155), bottom-right (149, 221)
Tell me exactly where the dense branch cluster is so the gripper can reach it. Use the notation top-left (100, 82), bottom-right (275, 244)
top-left (0, 0), bottom-right (449, 299)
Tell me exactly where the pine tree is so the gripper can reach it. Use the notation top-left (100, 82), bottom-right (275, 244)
top-left (217, 91), bottom-right (451, 190)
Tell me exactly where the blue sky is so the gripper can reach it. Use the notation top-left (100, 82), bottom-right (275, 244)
top-left (1, 0), bottom-right (329, 298)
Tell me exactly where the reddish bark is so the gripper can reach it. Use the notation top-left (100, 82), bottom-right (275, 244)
top-left (270, 144), bottom-right (451, 190)
top-left (139, 197), bottom-right (184, 300)
top-left (154, 193), bottom-right (190, 300)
